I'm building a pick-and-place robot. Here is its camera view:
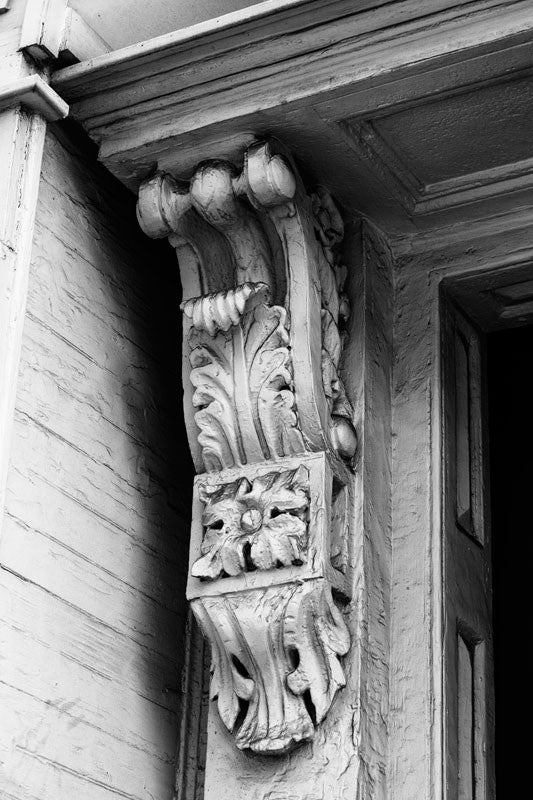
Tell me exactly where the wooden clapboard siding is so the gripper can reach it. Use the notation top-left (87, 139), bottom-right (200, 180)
top-left (0, 125), bottom-right (191, 799)
top-left (0, 570), bottom-right (180, 709)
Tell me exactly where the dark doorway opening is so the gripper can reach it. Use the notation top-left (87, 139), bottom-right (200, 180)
top-left (488, 324), bottom-right (533, 796)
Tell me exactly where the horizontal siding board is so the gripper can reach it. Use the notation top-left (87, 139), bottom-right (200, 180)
top-left (5, 459), bottom-right (186, 589)
top-left (7, 413), bottom-right (189, 567)
top-left (1, 514), bottom-right (186, 658)
top-left (15, 317), bottom-right (187, 509)
top-left (28, 227), bottom-right (164, 370)
top-left (1, 128), bottom-right (191, 798)
top-left (4, 472), bottom-right (186, 610)
top-left (0, 683), bottom-right (175, 800)
top-left (0, 621), bottom-right (178, 761)
top-left (0, 569), bottom-right (181, 710)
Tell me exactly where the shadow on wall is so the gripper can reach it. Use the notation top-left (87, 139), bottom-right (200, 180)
top-left (1, 116), bottom-right (193, 798)
top-left (51, 116), bottom-right (195, 784)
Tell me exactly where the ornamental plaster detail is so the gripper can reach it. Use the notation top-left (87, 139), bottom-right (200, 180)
top-left (137, 140), bottom-right (356, 754)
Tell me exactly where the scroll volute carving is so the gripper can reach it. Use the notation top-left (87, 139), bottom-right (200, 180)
top-left (137, 140), bottom-right (356, 754)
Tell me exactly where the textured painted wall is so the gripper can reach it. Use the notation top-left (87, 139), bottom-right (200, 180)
top-left (0, 125), bottom-right (192, 799)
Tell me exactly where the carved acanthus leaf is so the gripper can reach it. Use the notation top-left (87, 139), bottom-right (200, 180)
top-left (189, 301), bottom-right (305, 472)
top-left (285, 579), bottom-right (351, 721)
top-left (192, 580), bottom-right (350, 754)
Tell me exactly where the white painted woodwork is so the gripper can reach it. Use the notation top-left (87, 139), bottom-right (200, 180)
top-left (442, 300), bottom-right (494, 800)
top-left (137, 140), bottom-right (363, 758)
top-left (53, 0), bottom-right (533, 245)
top-left (0, 106), bottom-right (48, 538)
top-left (198, 219), bottom-right (392, 798)
top-left (46, 3), bottom-right (533, 796)
top-left (0, 2), bottom-right (530, 797)
top-left (0, 5), bottom-right (69, 538)
top-left (19, 0), bottom-right (69, 59)
top-left (0, 128), bottom-right (190, 800)
top-left (59, 8), bottom-right (111, 64)
top-left (0, 75), bottom-right (68, 119)
top-left (0, 0), bottom-right (66, 569)
top-left (0, 0), bottom-right (25, 32)
top-left (388, 228), bottom-right (533, 800)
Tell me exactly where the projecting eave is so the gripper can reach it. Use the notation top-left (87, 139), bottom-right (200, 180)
top-left (52, 0), bottom-right (533, 246)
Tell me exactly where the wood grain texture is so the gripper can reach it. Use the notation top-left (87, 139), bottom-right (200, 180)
top-left (0, 126), bottom-right (192, 799)
top-left (51, 0), bottom-right (533, 247)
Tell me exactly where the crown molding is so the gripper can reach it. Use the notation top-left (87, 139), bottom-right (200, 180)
top-left (52, 1), bottom-right (533, 187)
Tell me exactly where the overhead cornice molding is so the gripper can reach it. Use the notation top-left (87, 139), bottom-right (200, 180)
top-left (52, 0), bottom-right (533, 186)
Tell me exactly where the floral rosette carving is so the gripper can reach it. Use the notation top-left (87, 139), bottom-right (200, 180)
top-left (192, 467), bottom-right (309, 579)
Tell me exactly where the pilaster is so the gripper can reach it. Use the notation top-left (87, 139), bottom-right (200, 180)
top-left (0, 0), bottom-right (69, 536)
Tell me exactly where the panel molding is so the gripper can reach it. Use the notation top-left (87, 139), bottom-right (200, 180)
top-left (345, 118), bottom-right (533, 215)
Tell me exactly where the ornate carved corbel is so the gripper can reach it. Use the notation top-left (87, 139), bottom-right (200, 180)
top-left (137, 140), bottom-right (357, 754)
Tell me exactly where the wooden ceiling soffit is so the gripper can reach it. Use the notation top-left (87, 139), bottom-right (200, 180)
top-left (137, 138), bottom-right (357, 753)
top-left (51, 0), bottom-right (533, 200)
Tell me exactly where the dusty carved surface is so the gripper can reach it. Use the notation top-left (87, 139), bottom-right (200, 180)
top-left (137, 139), bottom-right (356, 754)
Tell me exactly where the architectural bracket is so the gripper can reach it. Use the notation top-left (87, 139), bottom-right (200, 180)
top-left (137, 139), bottom-right (357, 754)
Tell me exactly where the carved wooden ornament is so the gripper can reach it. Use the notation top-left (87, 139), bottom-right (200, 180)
top-left (137, 140), bottom-right (357, 754)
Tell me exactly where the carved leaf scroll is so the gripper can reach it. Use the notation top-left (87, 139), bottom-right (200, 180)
top-left (189, 300), bottom-right (305, 472)
top-left (311, 186), bottom-right (356, 450)
top-left (192, 579), bottom-right (350, 754)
